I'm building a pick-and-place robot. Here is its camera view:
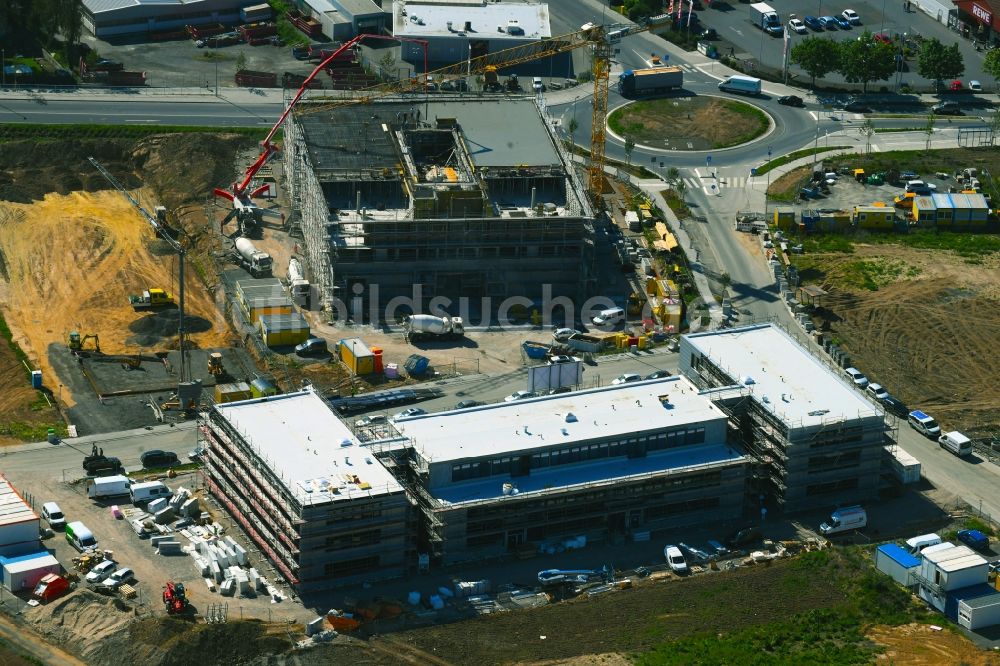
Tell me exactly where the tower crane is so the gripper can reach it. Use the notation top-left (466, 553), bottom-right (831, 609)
top-left (88, 158), bottom-right (189, 384)
top-left (219, 16), bottom-right (670, 210)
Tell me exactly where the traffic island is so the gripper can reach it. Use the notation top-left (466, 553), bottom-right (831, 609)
top-left (608, 96), bottom-right (770, 151)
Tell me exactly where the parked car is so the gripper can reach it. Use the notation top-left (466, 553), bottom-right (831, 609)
top-left (803, 15), bottom-right (824, 31)
top-left (140, 450), bottom-right (179, 469)
top-left (874, 32), bottom-right (892, 43)
top-left (833, 15), bottom-right (852, 29)
top-left (932, 101), bottom-right (962, 115)
top-left (553, 327), bottom-right (580, 341)
top-left (504, 390), bottom-right (536, 402)
top-left (392, 407), bottom-right (426, 421)
top-left (532, 76), bottom-right (544, 92)
top-left (664, 545), bottom-right (688, 574)
top-left (548, 355), bottom-right (577, 364)
top-left (646, 370), bottom-right (672, 379)
top-left (881, 395), bottom-right (908, 417)
top-left (778, 95), bottom-right (804, 107)
top-left (866, 383), bottom-right (890, 402)
top-left (294, 337), bottom-right (328, 356)
top-left (968, 80), bottom-right (983, 92)
top-left (701, 27), bottom-right (718, 40)
top-left (103, 567), bottom-right (135, 590)
top-left (726, 526), bottom-right (762, 549)
top-left (957, 529), bottom-right (990, 552)
top-left (819, 16), bottom-right (839, 29)
top-left (843, 101), bottom-right (873, 113)
top-left (843, 367), bottom-right (869, 388)
top-left (612, 373), bottom-right (642, 385)
top-left (549, 386), bottom-right (572, 395)
top-left (41, 502), bottom-right (66, 530)
top-left (841, 9), bottom-right (861, 24)
top-left (907, 410), bottom-right (941, 437)
top-left (188, 444), bottom-right (207, 461)
top-left (899, 170), bottom-right (919, 180)
top-left (788, 17), bottom-right (807, 34)
top-left (354, 414), bottom-right (388, 428)
top-left (454, 400), bottom-right (481, 410)
top-left (85, 560), bottom-right (117, 585)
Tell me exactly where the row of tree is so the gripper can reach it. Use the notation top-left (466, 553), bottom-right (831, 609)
top-left (792, 32), bottom-right (1000, 92)
top-left (0, 0), bottom-right (84, 61)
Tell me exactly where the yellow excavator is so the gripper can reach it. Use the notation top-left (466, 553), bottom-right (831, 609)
top-left (68, 331), bottom-right (100, 353)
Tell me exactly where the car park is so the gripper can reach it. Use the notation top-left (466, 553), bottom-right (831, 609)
top-left (899, 170), bottom-right (919, 180)
top-left (788, 17), bottom-right (807, 34)
top-left (103, 567), bottom-right (135, 590)
top-left (85, 560), bottom-right (117, 585)
top-left (664, 545), bottom-right (688, 574)
top-left (778, 95), bottom-right (804, 107)
top-left (612, 373), bottom-right (642, 385)
top-left (41, 502), bottom-right (66, 530)
top-left (957, 529), bottom-right (990, 552)
top-left (294, 337), bottom-right (327, 356)
top-left (354, 414), bottom-right (388, 428)
top-left (803, 15), bottom-right (823, 30)
top-left (938, 430), bottom-right (973, 457)
top-left (548, 81), bottom-right (563, 90)
top-left (907, 410), bottom-right (941, 437)
top-left (140, 450), bottom-right (179, 469)
top-left (646, 370), bottom-right (672, 379)
top-left (504, 390), bottom-right (536, 402)
top-left (819, 16), bottom-right (839, 29)
top-left (866, 383), bottom-right (890, 402)
top-left (592, 307), bottom-right (625, 326)
top-left (905, 180), bottom-right (937, 193)
top-left (841, 9), bottom-right (861, 24)
top-left (843, 367), bottom-right (869, 388)
top-left (881, 395), bottom-right (908, 417)
top-left (532, 77), bottom-right (544, 92)
top-left (454, 400), bottom-right (481, 409)
top-left (392, 407), bottom-right (426, 421)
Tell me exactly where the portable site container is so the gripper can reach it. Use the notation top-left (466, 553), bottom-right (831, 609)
top-left (215, 382), bottom-right (252, 403)
top-left (773, 207), bottom-right (795, 231)
top-left (1, 552), bottom-right (60, 591)
top-left (874, 544), bottom-right (919, 587)
top-left (957, 588), bottom-right (1000, 630)
top-left (340, 338), bottom-right (375, 375)
top-left (929, 193), bottom-right (989, 227)
top-left (250, 377), bottom-right (278, 398)
top-left (854, 205), bottom-right (895, 229)
top-left (817, 210), bottom-right (851, 232)
top-left (911, 196), bottom-right (937, 225)
top-left (625, 211), bottom-right (641, 231)
top-left (235, 278), bottom-right (291, 322)
top-left (259, 312), bottom-right (310, 347)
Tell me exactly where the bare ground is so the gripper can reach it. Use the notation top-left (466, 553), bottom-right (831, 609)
top-left (610, 98), bottom-right (767, 150)
top-left (869, 623), bottom-right (1000, 665)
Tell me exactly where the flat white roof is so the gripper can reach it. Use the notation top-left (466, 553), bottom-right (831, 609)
top-left (393, 0), bottom-right (551, 39)
top-left (923, 544), bottom-right (988, 572)
top-left (395, 376), bottom-right (726, 464)
top-left (432, 442), bottom-right (743, 505)
top-left (214, 389), bottom-right (403, 505)
top-left (684, 324), bottom-right (880, 428)
top-left (0, 477), bottom-right (37, 527)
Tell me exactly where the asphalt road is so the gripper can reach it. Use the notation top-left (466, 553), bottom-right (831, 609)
top-left (0, 94), bottom-right (281, 126)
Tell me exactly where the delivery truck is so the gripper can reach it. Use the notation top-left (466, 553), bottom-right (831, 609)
top-left (87, 475), bottom-right (131, 500)
top-left (718, 75), bottom-right (762, 96)
top-left (750, 2), bottom-right (783, 35)
top-left (617, 66), bottom-right (684, 97)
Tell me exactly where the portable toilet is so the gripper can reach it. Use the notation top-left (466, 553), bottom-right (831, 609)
top-left (371, 347), bottom-right (384, 374)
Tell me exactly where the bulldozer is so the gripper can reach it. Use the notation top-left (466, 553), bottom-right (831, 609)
top-left (68, 331), bottom-right (100, 353)
top-left (207, 352), bottom-right (226, 378)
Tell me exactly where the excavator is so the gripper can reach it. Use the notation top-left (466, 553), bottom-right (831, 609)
top-left (68, 331), bottom-right (100, 353)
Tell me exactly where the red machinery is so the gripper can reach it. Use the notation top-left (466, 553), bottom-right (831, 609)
top-left (214, 34), bottom-right (428, 236)
top-left (163, 581), bottom-right (189, 614)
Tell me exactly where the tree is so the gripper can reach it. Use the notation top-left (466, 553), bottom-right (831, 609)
top-left (235, 51), bottom-right (248, 73)
top-left (983, 48), bottom-right (1000, 85)
top-left (377, 51), bottom-right (397, 81)
top-left (624, 134), bottom-right (636, 166)
top-left (837, 32), bottom-right (896, 93)
top-left (916, 38), bottom-right (964, 91)
top-left (923, 113), bottom-right (936, 150)
top-left (666, 166), bottom-right (680, 187)
top-left (790, 37), bottom-right (841, 87)
top-left (567, 116), bottom-right (579, 144)
top-left (859, 118), bottom-right (875, 155)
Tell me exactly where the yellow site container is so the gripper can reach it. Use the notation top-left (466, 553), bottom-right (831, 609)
top-left (339, 337), bottom-right (375, 375)
top-left (250, 377), bottom-right (278, 398)
top-left (259, 312), bottom-right (309, 347)
top-left (215, 382), bottom-right (252, 403)
top-left (854, 205), bottom-right (895, 229)
top-left (773, 207), bottom-right (795, 231)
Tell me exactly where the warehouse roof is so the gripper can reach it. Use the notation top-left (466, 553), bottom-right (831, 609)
top-left (214, 389), bottom-right (403, 505)
top-left (392, 0), bottom-right (551, 40)
top-left (83, 0), bottom-right (240, 16)
top-left (683, 324), bottom-right (880, 428)
top-left (305, 0), bottom-right (383, 19)
top-left (431, 442), bottom-right (744, 504)
top-left (922, 543), bottom-right (988, 572)
top-left (0, 477), bottom-right (37, 527)
top-left (395, 376), bottom-right (726, 464)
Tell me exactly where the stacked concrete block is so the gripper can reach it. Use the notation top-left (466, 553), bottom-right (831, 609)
top-left (181, 498), bottom-right (199, 517)
top-left (148, 498), bottom-right (169, 515)
top-left (154, 507), bottom-right (175, 524)
top-left (158, 540), bottom-right (182, 555)
top-left (305, 617), bottom-right (325, 636)
top-left (211, 560), bottom-right (223, 583)
top-left (220, 578), bottom-right (235, 596)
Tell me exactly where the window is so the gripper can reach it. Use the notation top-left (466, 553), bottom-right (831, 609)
top-left (325, 529), bottom-right (381, 551)
top-left (325, 556), bottom-right (380, 577)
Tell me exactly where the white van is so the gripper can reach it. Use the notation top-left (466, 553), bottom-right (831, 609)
top-left (41, 502), bottom-right (66, 530)
top-left (65, 521), bottom-right (98, 552)
top-left (905, 533), bottom-right (942, 555)
top-left (819, 506), bottom-right (867, 535)
top-left (938, 431), bottom-right (973, 457)
top-left (130, 480), bottom-right (172, 505)
top-left (592, 307), bottom-right (625, 327)
top-left (718, 75), bottom-right (762, 95)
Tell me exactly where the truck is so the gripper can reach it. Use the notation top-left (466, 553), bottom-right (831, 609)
top-left (87, 475), bottom-right (131, 500)
top-left (819, 506), bottom-right (867, 536)
top-left (617, 66), bottom-right (683, 97)
top-left (129, 288), bottom-right (174, 310)
top-left (235, 238), bottom-right (273, 277)
top-left (886, 446), bottom-right (921, 484)
top-left (404, 314), bottom-right (465, 342)
top-left (718, 75), bottom-right (762, 96)
top-left (749, 2), bottom-right (783, 36)
top-left (287, 257), bottom-right (311, 301)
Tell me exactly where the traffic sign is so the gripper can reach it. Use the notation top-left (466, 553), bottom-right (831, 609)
top-left (750, 167), bottom-right (757, 177)
top-left (706, 155), bottom-right (712, 165)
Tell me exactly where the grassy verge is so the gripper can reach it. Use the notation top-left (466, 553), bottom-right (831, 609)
top-left (0, 124), bottom-right (269, 142)
top-left (0, 313), bottom-right (31, 380)
top-left (267, 0), bottom-right (310, 47)
top-left (564, 142), bottom-right (658, 179)
top-left (660, 188), bottom-right (691, 219)
top-left (755, 146), bottom-right (850, 176)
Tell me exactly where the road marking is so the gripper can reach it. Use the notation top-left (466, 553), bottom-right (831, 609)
top-left (730, 27), bottom-right (744, 36)
top-left (809, 111), bottom-right (818, 120)
top-left (124, 119), bottom-right (158, 123)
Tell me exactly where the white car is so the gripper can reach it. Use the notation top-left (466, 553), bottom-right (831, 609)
top-left (504, 390), bottom-right (536, 402)
top-left (788, 17), bottom-right (807, 34)
top-left (866, 383), bottom-right (890, 402)
top-left (969, 80), bottom-right (983, 92)
top-left (354, 414), bottom-right (388, 428)
top-left (552, 328), bottom-right (580, 341)
top-left (664, 545), bottom-right (688, 574)
top-left (612, 373), bottom-right (642, 385)
top-left (548, 355), bottom-right (577, 364)
top-left (84, 560), bottom-right (117, 585)
top-left (843, 367), bottom-right (869, 388)
top-left (391, 408), bottom-right (426, 421)
top-left (532, 76), bottom-right (544, 92)
top-left (103, 567), bottom-right (135, 589)
top-left (841, 9), bottom-right (861, 25)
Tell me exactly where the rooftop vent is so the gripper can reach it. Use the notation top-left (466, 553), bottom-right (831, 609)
top-left (565, 412), bottom-right (578, 422)
top-left (741, 376), bottom-right (755, 385)
top-left (465, 20), bottom-right (473, 31)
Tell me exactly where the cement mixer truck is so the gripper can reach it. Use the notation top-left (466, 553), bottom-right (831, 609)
top-left (234, 237), bottom-right (273, 277)
top-left (287, 257), bottom-right (310, 302)
top-left (404, 314), bottom-right (465, 342)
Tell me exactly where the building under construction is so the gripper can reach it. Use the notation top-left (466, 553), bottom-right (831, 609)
top-left (283, 96), bottom-right (596, 318)
top-left (679, 324), bottom-right (889, 513)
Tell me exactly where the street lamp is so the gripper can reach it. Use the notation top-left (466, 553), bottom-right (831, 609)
top-left (764, 146), bottom-right (773, 218)
top-left (1, 49), bottom-right (5, 88)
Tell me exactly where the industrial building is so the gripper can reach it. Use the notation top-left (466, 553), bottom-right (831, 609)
top-left (390, 376), bottom-right (747, 565)
top-left (679, 324), bottom-right (889, 513)
top-left (201, 389), bottom-right (411, 592)
top-left (392, 0), bottom-right (552, 65)
top-left (283, 97), bottom-right (596, 318)
top-left (299, 0), bottom-right (386, 40)
top-left (81, 0), bottom-right (248, 38)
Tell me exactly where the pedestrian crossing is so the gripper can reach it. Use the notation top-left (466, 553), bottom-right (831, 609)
top-left (673, 63), bottom-right (699, 73)
top-left (681, 175), bottom-right (750, 192)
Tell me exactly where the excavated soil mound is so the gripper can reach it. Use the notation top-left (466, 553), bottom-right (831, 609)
top-left (25, 590), bottom-right (133, 661)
